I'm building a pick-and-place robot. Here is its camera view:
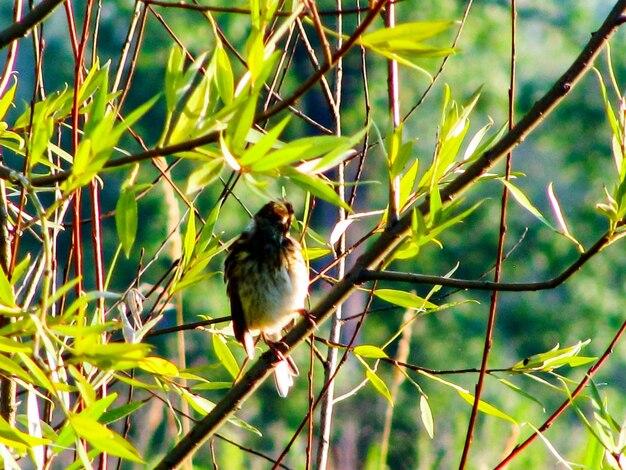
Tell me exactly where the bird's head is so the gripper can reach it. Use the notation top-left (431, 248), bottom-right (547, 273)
top-left (253, 199), bottom-right (295, 239)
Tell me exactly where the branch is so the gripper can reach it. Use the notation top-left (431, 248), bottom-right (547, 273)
top-left (358, 230), bottom-right (614, 291)
top-left (495, 317), bottom-right (626, 468)
top-left (0, 0), bottom-right (66, 49)
top-left (156, 2), bottom-right (626, 467)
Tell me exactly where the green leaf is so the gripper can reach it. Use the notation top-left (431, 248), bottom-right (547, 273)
top-left (353, 345), bottom-right (389, 359)
top-left (512, 340), bottom-right (595, 372)
top-left (374, 288), bottom-right (437, 310)
top-left (212, 334), bottom-right (240, 379)
top-left (0, 264), bottom-right (16, 309)
top-left (0, 337), bottom-right (30, 354)
top-left (186, 158), bottom-right (225, 194)
top-left (99, 401), bottom-right (146, 426)
top-left (287, 171), bottom-right (352, 212)
top-left (0, 79), bottom-right (17, 122)
top-left (0, 414), bottom-right (49, 451)
top-left (399, 160), bottom-right (419, 208)
top-left (17, 353), bottom-right (55, 392)
top-left (457, 389), bottom-right (517, 424)
top-left (138, 356), bottom-right (180, 377)
top-left (165, 45), bottom-right (186, 112)
top-left (214, 43), bottom-right (234, 104)
top-left (182, 211), bottom-right (196, 269)
top-left (593, 68), bottom-right (623, 172)
top-left (0, 354), bottom-right (32, 383)
top-left (228, 90), bottom-right (259, 154)
top-left (497, 377), bottom-right (546, 411)
top-left (502, 180), bottom-right (556, 230)
top-left (365, 368), bottom-right (393, 405)
top-left (360, 21), bottom-right (456, 46)
top-left (249, 134), bottom-right (347, 172)
top-left (303, 247), bottom-right (331, 261)
top-left (116, 186), bottom-right (138, 258)
top-left (194, 203), bottom-right (222, 256)
top-left (72, 341), bottom-right (151, 370)
top-left (239, 115), bottom-right (291, 167)
top-left (70, 413), bottom-right (144, 463)
top-left (295, 127), bottom-right (368, 175)
top-left (420, 395), bottom-right (434, 438)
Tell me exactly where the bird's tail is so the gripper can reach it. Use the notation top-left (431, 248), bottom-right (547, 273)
top-left (274, 356), bottom-right (299, 397)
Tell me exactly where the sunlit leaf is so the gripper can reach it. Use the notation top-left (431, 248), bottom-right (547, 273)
top-left (116, 186), bottom-right (138, 258)
top-left (365, 368), bottom-right (393, 405)
top-left (99, 401), bottom-right (146, 426)
top-left (457, 389), bottom-right (517, 424)
top-left (138, 356), bottom-right (180, 377)
top-left (287, 171), bottom-right (351, 211)
top-left (70, 413), bottom-right (144, 463)
top-left (353, 345), bottom-right (389, 359)
top-left (374, 289), bottom-right (437, 310)
top-left (212, 334), bottom-right (240, 379)
top-left (420, 395), bottom-right (434, 438)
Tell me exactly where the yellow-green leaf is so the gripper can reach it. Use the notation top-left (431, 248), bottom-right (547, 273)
top-left (374, 289), bottom-right (437, 310)
top-left (353, 345), bottom-right (389, 359)
top-left (138, 356), bottom-right (180, 377)
top-left (456, 390), bottom-right (517, 424)
top-left (212, 334), bottom-right (240, 379)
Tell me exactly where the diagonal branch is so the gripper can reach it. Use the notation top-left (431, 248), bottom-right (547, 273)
top-left (0, 0), bottom-right (66, 49)
top-left (154, 4), bottom-right (626, 467)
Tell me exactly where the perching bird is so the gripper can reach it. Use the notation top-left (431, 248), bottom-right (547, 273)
top-left (224, 200), bottom-right (309, 397)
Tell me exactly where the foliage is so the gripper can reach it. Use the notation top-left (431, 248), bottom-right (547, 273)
top-left (0, 0), bottom-right (625, 468)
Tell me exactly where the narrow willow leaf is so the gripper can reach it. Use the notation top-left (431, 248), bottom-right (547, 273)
top-left (0, 414), bottom-right (49, 451)
top-left (165, 45), bottom-right (185, 112)
top-left (212, 334), bottom-right (240, 379)
top-left (497, 378), bottom-right (546, 411)
top-left (17, 353), bottom-right (55, 392)
top-left (239, 115), bottom-right (290, 166)
top-left (303, 247), bottom-right (330, 261)
top-left (214, 43), bottom-right (234, 104)
top-left (99, 401), bottom-right (146, 426)
top-left (182, 211), bottom-right (196, 269)
top-left (512, 340), bottom-right (593, 372)
top-left (0, 337), bottom-right (30, 354)
top-left (547, 183), bottom-right (584, 252)
top-left (70, 414), bottom-right (144, 463)
top-left (528, 423), bottom-right (575, 469)
top-left (194, 203), bottom-right (222, 256)
top-left (329, 219), bottom-right (353, 246)
top-left (502, 180), bottom-right (556, 231)
top-left (0, 265), bottom-right (15, 309)
top-left (250, 135), bottom-right (348, 172)
top-left (360, 21), bottom-right (456, 46)
top-left (138, 356), bottom-right (180, 377)
top-left (0, 80), bottom-right (17, 122)
top-left (457, 389), bottom-right (517, 424)
top-left (116, 187), bottom-right (138, 258)
top-left (593, 68), bottom-right (623, 170)
top-left (420, 395), bottom-right (434, 438)
top-left (374, 288), bottom-right (437, 310)
top-left (353, 345), bottom-right (389, 359)
top-left (186, 158), bottom-right (225, 194)
top-left (365, 369), bottom-right (393, 405)
top-left (288, 171), bottom-right (352, 211)
top-left (26, 386), bottom-right (44, 469)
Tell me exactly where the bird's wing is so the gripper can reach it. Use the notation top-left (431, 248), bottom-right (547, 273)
top-left (225, 241), bottom-right (255, 359)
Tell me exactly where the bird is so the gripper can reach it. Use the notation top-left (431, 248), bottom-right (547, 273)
top-left (224, 200), bottom-right (309, 397)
